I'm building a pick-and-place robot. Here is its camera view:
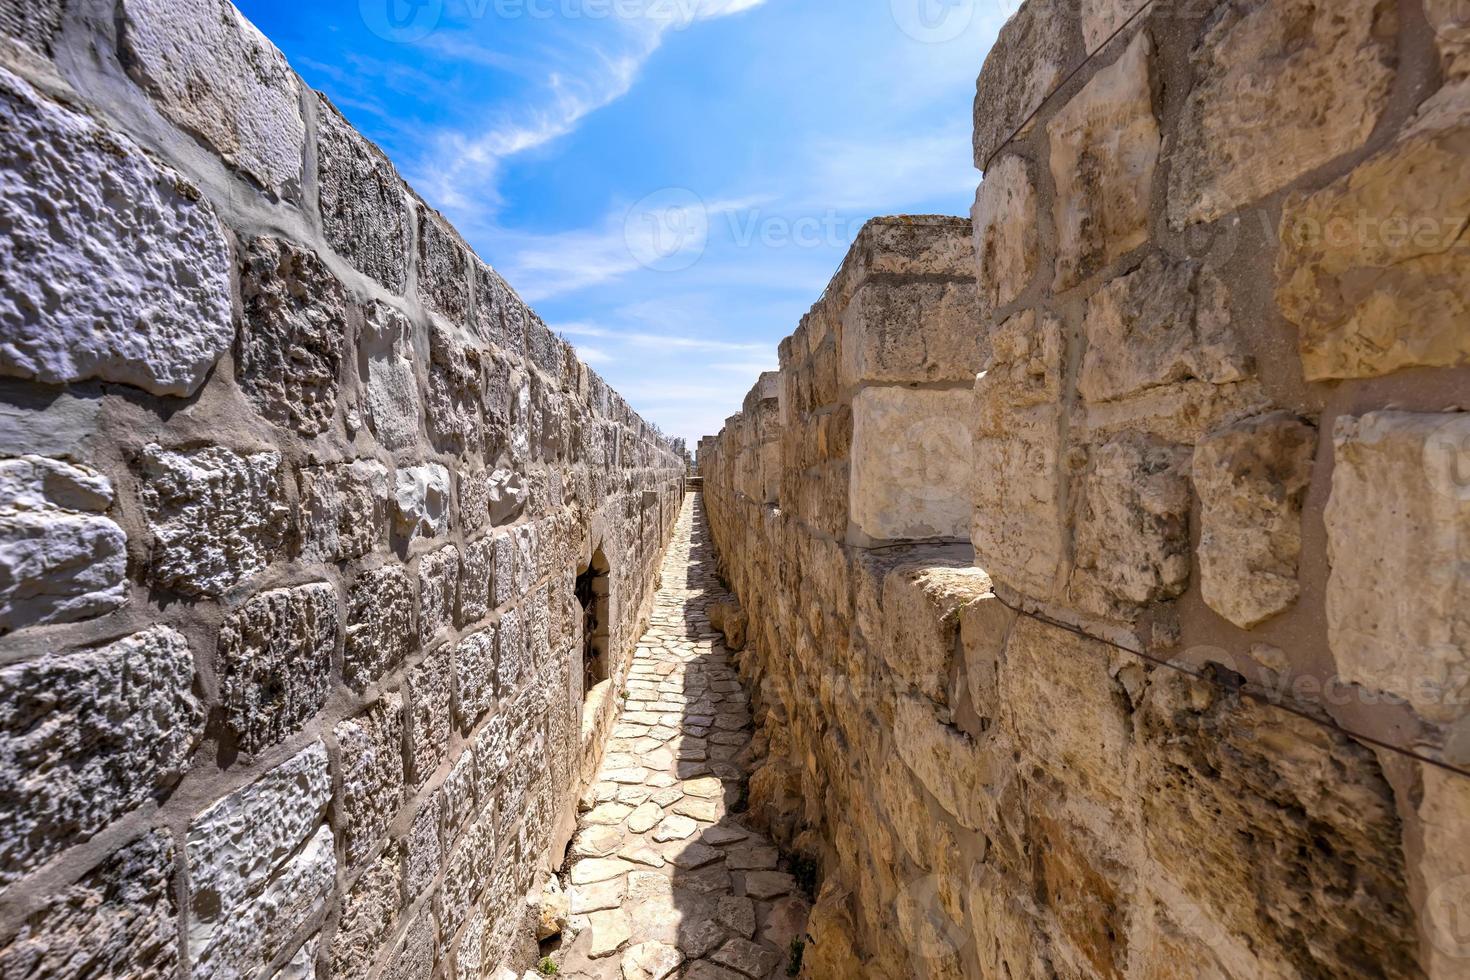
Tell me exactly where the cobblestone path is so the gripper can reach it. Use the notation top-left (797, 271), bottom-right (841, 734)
top-left (552, 495), bottom-right (808, 980)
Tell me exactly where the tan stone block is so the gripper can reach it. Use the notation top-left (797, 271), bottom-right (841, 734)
top-left (1193, 412), bottom-right (1316, 629)
top-left (973, 0), bottom-right (1081, 167)
top-left (1168, 0), bottom-right (1397, 228)
top-left (1325, 411), bottom-right (1470, 723)
top-left (849, 387), bottom-right (974, 543)
top-left (972, 154), bottom-right (1039, 313)
top-left (1000, 617), bottom-right (1130, 806)
top-left (880, 560), bottom-right (992, 706)
top-left (1048, 31), bottom-right (1159, 289)
top-left (1278, 81), bottom-right (1470, 381)
top-left (960, 595), bottom-right (1017, 728)
top-left (972, 311), bottom-right (1067, 600)
top-left (1419, 763), bottom-right (1470, 976)
top-left (1079, 255), bottom-right (1248, 405)
top-left (1082, 0), bottom-right (1148, 50)
top-left (1075, 378), bottom-right (1272, 447)
top-left (1030, 811), bottom-right (1129, 979)
top-left (892, 695), bottom-right (999, 833)
top-left (840, 280), bottom-right (982, 386)
top-left (1069, 434), bottom-right (1191, 617)
top-left (966, 873), bottom-right (1045, 980)
top-left (1136, 669), bottom-right (1419, 978)
top-left (1427, 0), bottom-right (1470, 79)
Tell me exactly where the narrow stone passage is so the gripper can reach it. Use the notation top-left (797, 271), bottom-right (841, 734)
top-left (553, 495), bottom-right (808, 980)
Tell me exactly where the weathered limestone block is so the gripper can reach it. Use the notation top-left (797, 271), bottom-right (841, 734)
top-left (1047, 31), bottom-right (1159, 289)
top-left (272, 936), bottom-right (319, 980)
top-left (474, 262), bottom-right (527, 358)
top-left (405, 795), bottom-right (443, 899)
top-left (297, 458), bottom-right (389, 562)
top-left (972, 311), bottom-right (1066, 599)
top-left (395, 464), bottom-right (451, 541)
top-left (1001, 617), bottom-right (1130, 805)
top-left (219, 582), bottom-right (338, 754)
top-left (408, 644), bottom-right (452, 784)
top-left (419, 545), bottom-right (460, 648)
top-left (881, 561), bottom-right (991, 706)
top-left (498, 608), bottom-right (526, 697)
top-left (458, 536), bottom-right (495, 626)
top-left (382, 908), bottom-right (436, 980)
top-left (237, 238), bottom-right (347, 436)
top-left (0, 0), bottom-right (64, 54)
top-left (1082, 0), bottom-right (1148, 49)
top-left (515, 523), bottom-right (539, 596)
top-left (1325, 411), bottom-right (1470, 723)
top-left (140, 444), bottom-right (287, 597)
top-left (427, 323), bottom-right (486, 456)
top-left (418, 203), bottom-right (471, 325)
top-left (973, 0), bottom-right (1080, 167)
top-left (0, 456), bottom-right (127, 633)
top-left (1193, 413), bottom-right (1316, 629)
top-left (1277, 81), bottom-right (1470, 380)
top-left (892, 695), bottom-right (999, 833)
top-left (459, 469), bottom-right (492, 536)
top-left (0, 830), bottom-right (178, 978)
top-left (1031, 810), bottom-right (1130, 979)
top-left (846, 216), bottom-right (976, 286)
top-left (961, 595), bottom-right (1019, 729)
top-left (344, 565), bottom-right (415, 691)
top-left (361, 302), bottom-right (425, 452)
top-left (1079, 255), bottom-right (1249, 404)
top-left (966, 874), bottom-right (1045, 980)
top-left (1426, 0), bottom-right (1470, 79)
top-left (1419, 764), bottom-right (1470, 976)
top-left (186, 743), bottom-right (335, 980)
top-left (330, 850), bottom-right (402, 978)
top-left (0, 67), bottom-right (233, 396)
top-left (487, 469), bottom-right (529, 526)
top-left (492, 531), bottom-right (517, 608)
top-left (439, 816), bottom-right (495, 940)
top-left (120, 0), bottom-right (303, 195)
top-left (1168, 0), bottom-right (1397, 228)
top-left (441, 750), bottom-right (478, 847)
top-left (972, 154), bottom-right (1038, 313)
top-left (1069, 433), bottom-right (1191, 617)
top-left (454, 628), bottom-right (497, 732)
top-left (840, 280), bottom-right (982, 386)
top-left (1136, 669), bottom-right (1420, 978)
top-left (316, 95), bottom-right (410, 293)
top-left (0, 627), bottom-right (202, 883)
top-left (335, 693), bottom-right (405, 871)
top-left (849, 387), bottom-right (974, 543)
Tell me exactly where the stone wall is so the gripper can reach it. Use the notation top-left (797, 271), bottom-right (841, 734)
top-left (0, 3), bottom-right (684, 978)
top-left (701, 2), bottom-right (1470, 976)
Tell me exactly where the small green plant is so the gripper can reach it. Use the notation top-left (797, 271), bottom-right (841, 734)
top-left (538, 956), bottom-right (559, 976)
top-left (787, 939), bottom-right (805, 976)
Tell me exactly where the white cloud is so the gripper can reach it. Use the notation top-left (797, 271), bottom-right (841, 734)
top-left (556, 322), bottom-right (768, 354)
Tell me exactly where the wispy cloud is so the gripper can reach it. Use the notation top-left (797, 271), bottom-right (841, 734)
top-left (556, 322), bottom-right (768, 354)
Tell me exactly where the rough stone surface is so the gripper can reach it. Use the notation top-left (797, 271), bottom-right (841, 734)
top-left (361, 302), bottom-right (424, 451)
top-left (396, 464), bottom-right (452, 542)
top-left (1069, 433), bottom-right (1191, 616)
top-left (1193, 412), bottom-right (1316, 629)
top-left (0, 0), bottom-right (64, 55)
top-left (0, 67), bottom-right (233, 396)
top-left (417, 204), bottom-right (471, 325)
top-left (1167, 0), bottom-right (1398, 228)
top-left (344, 564), bottom-right (415, 691)
top-left (120, 0), bottom-right (305, 196)
top-left (1081, 0), bottom-right (1148, 50)
top-left (335, 693), bottom-right (406, 871)
top-left (405, 795), bottom-right (443, 900)
top-left (840, 279), bottom-right (982, 386)
top-left (1078, 255), bottom-right (1248, 404)
top-left (186, 743), bottom-right (335, 980)
top-left (408, 644), bottom-right (453, 784)
top-left (972, 154), bottom-right (1038, 313)
top-left (1326, 411), bottom-right (1470, 723)
top-left (1277, 81), bottom-right (1470, 380)
top-left (237, 237), bottom-right (348, 436)
top-left (140, 444), bottom-right (288, 598)
top-left (0, 627), bottom-right (203, 883)
top-left (297, 458), bottom-right (389, 562)
top-left (0, 456), bottom-right (128, 633)
top-left (458, 536), bottom-right (495, 626)
top-left (427, 323), bottom-right (486, 456)
top-left (849, 386), bottom-right (974, 543)
top-left (973, 0), bottom-right (1079, 167)
top-left (454, 628), bottom-right (497, 732)
top-left (218, 582), bottom-right (339, 754)
top-left (419, 545), bottom-right (460, 648)
top-left (316, 94), bottom-right (410, 293)
top-left (1047, 31), bottom-right (1159, 289)
top-left (330, 851), bottom-right (402, 978)
top-left (0, 831), bottom-right (178, 978)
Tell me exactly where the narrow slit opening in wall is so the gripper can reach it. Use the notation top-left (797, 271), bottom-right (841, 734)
top-left (577, 548), bottom-right (610, 700)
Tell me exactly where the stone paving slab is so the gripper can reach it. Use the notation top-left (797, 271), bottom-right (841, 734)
top-left (555, 496), bottom-right (805, 979)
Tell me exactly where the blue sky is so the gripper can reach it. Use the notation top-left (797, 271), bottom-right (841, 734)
top-left (237, 0), bottom-right (1010, 446)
